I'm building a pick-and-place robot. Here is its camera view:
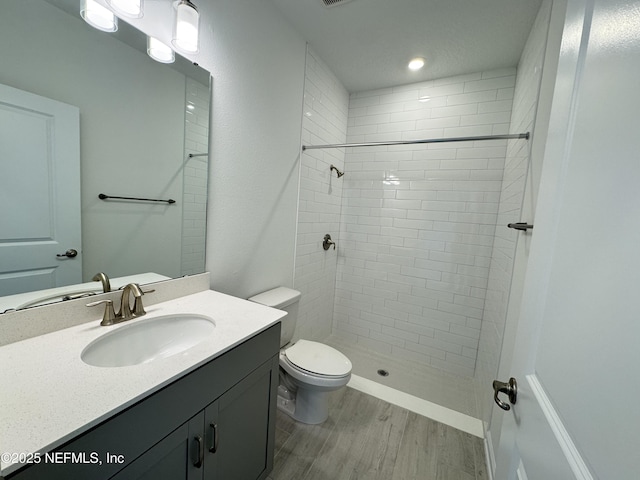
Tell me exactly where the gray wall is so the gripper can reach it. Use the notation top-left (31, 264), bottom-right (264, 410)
top-left (121, 0), bottom-right (307, 299)
top-left (204, 1), bottom-right (306, 298)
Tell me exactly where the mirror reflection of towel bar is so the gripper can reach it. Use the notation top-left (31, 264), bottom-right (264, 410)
top-left (98, 193), bottom-right (176, 204)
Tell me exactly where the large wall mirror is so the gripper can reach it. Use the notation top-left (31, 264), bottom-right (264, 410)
top-left (0, 0), bottom-right (211, 311)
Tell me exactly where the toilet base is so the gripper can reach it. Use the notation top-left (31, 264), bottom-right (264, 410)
top-left (276, 385), bottom-right (331, 424)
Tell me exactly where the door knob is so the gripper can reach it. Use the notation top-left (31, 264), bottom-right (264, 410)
top-left (493, 377), bottom-right (518, 411)
top-left (56, 249), bottom-right (78, 258)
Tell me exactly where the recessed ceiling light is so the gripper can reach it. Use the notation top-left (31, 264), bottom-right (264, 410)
top-left (408, 57), bottom-right (425, 71)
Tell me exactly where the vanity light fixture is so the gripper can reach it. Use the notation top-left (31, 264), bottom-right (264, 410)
top-left (408, 57), bottom-right (425, 71)
top-left (106, 0), bottom-right (144, 18)
top-left (147, 36), bottom-right (175, 64)
top-left (172, 0), bottom-right (200, 54)
top-left (80, 0), bottom-right (118, 32)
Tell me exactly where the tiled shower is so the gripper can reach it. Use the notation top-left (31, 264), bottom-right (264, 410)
top-left (334, 70), bottom-right (516, 378)
top-left (294, 0), bottom-right (550, 423)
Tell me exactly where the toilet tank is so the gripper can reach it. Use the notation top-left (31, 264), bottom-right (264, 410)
top-left (248, 287), bottom-right (301, 347)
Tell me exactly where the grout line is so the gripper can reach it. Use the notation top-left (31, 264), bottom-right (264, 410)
top-left (347, 374), bottom-right (484, 438)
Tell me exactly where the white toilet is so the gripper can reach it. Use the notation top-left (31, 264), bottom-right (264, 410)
top-left (249, 287), bottom-right (352, 424)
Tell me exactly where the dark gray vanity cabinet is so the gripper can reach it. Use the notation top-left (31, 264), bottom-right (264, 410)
top-left (113, 359), bottom-right (275, 480)
top-left (7, 324), bottom-right (280, 480)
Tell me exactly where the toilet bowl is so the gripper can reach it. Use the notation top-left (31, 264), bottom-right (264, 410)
top-left (248, 287), bottom-right (352, 424)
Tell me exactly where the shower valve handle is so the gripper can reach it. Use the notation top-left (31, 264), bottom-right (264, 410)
top-left (323, 234), bottom-right (336, 251)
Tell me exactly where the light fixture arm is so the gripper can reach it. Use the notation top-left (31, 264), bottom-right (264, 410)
top-left (179, 0), bottom-right (198, 12)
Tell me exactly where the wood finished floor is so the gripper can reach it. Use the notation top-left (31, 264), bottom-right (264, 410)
top-left (268, 387), bottom-right (486, 480)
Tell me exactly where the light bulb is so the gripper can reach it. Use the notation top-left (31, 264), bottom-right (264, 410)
top-left (172, 0), bottom-right (200, 54)
top-left (147, 37), bottom-right (175, 64)
top-left (107, 0), bottom-right (143, 18)
top-left (80, 0), bottom-right (118, 32)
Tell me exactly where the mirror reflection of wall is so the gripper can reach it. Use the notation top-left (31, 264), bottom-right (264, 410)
top-left (0, 0), bottom-right (210, 302)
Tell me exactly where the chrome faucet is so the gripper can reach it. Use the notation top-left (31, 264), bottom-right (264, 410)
top-left (92, 272), bottom-right (111, 293)
top-left (87, 283), bottom-right (150, 326)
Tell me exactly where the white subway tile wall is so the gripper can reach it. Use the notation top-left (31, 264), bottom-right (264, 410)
top-left (181, 77), bottom-right (209, 275)
top-left (335, 69), bottom-right (517, 377)
top-left (475, 0), bottom-right (552, 425)
top-left (294, 48), bottom-right (349, 342)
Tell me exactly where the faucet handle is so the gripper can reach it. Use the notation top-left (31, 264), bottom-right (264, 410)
top-left (132, 288), bottom-right (155, 317)
top-left (132, 294), bottom-right (146, 317)
top-left (87, 299), bottom-right (117, 326)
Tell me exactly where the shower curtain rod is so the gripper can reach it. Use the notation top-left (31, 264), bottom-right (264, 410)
top-left (301, 132), bottom-right (529, 151)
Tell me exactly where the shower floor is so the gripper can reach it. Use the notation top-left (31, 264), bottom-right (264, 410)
top-left (324, 335), bottom-right (478, 419)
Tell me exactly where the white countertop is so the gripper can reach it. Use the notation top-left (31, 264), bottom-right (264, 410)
top-left (0, 290), bottom-right (285, 476)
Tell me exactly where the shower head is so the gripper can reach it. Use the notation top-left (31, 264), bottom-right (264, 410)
top-left (330, 165), bottom-right (344, 178)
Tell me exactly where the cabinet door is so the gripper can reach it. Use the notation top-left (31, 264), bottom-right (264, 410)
top-left (111, 415), bottom-right (204, 480)
top-left (206, 359), bottom-right (277, 480)
top-left (110, 423), bottom-right (189, 480)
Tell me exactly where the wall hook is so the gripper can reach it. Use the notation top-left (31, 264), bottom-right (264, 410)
top-left (323, 234), bottom-right (336, 250)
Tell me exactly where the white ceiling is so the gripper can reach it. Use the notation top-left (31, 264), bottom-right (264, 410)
top-left (270, 0), bottom-right (543, 93)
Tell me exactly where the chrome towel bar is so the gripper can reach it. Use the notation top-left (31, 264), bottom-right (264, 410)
top-left (98, 193), bottom-right (176, 204)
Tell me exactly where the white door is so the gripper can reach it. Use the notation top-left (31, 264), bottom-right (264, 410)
top-left (0, 83), bottom-right (82, 297)
top-left (493, 0), bottom-right (640, 478)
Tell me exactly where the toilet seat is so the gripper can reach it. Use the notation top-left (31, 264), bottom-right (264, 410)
top-left (283, 340), bottom-right (352, 377)
top-left (279, 354), bottom-right (350, 389)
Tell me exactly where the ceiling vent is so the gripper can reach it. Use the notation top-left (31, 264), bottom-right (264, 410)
top-left (320, 0), bottom-right (354, 8)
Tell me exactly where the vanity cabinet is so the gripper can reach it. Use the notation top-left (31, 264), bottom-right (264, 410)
top-left (7, 324), bottom-right (280, 480)
top-left (113, 360), bottom-right (274, 480)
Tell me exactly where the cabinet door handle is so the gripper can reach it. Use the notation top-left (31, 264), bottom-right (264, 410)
top-left (209, 422), bottom-right (219, 453)
top-left (193, 435), bottom-right (204, 468)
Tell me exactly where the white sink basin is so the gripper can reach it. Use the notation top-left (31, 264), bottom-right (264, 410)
top-left (81, 314), bottom-right (215, 367)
